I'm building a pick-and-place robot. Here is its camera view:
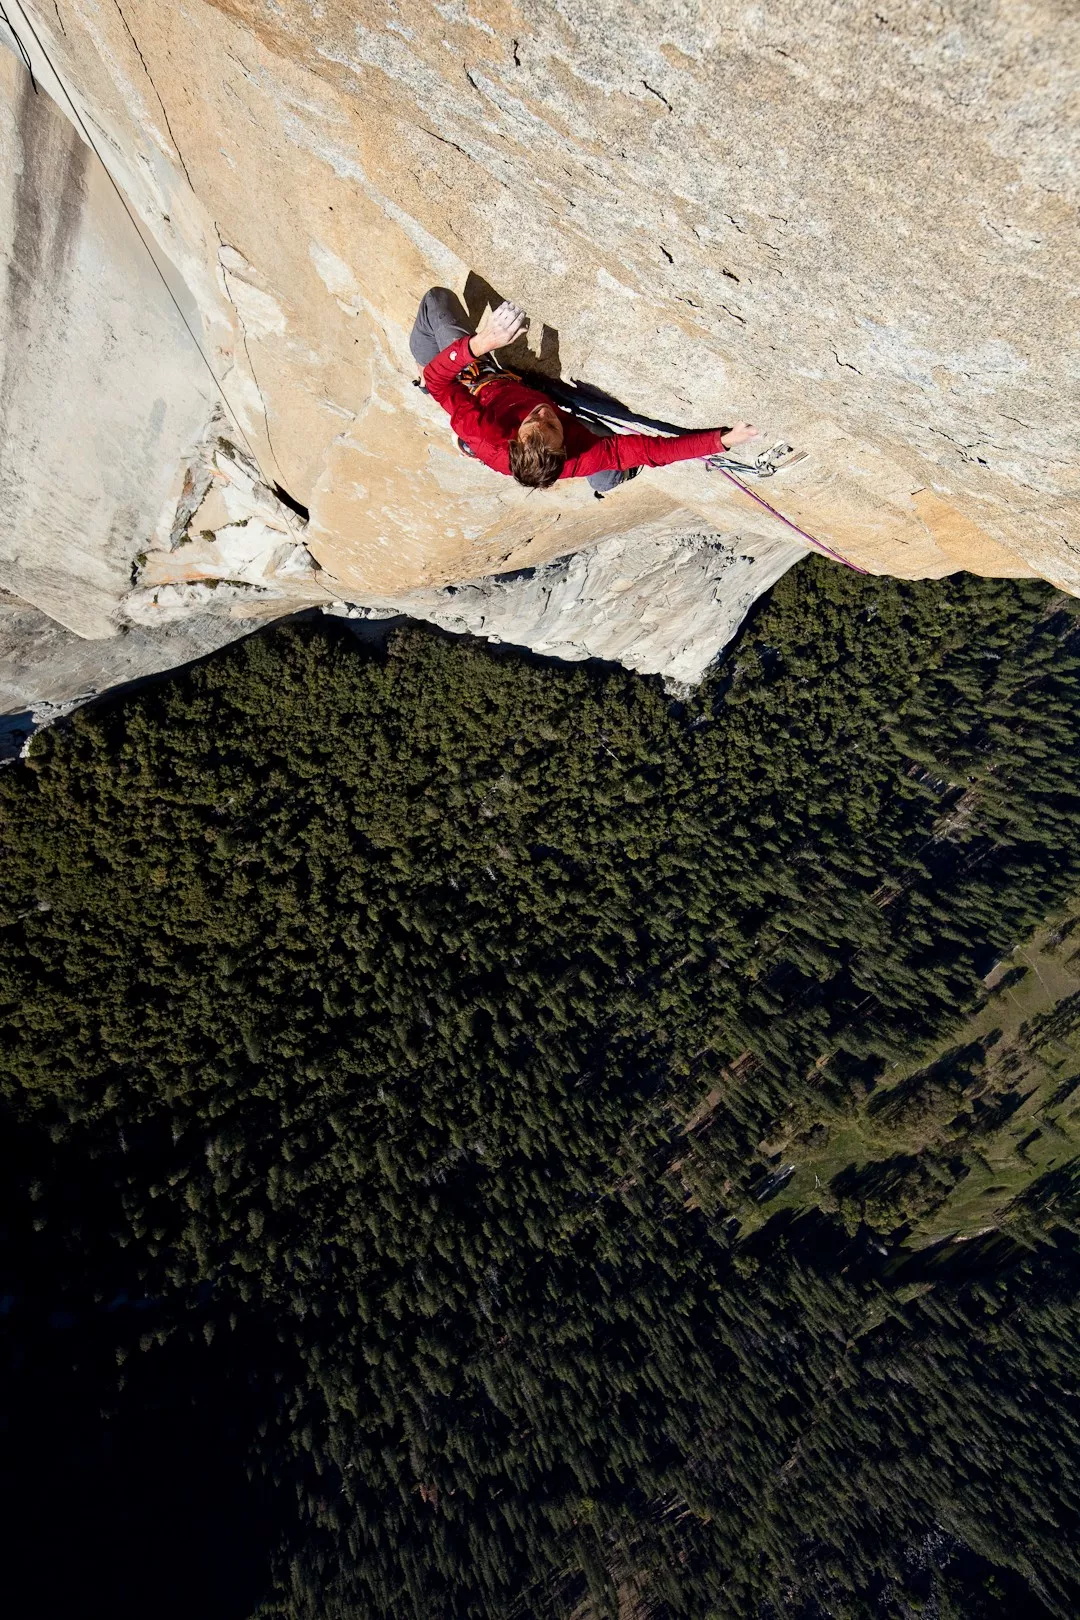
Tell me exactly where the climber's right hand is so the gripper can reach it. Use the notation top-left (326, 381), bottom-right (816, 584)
top-left (469, 300), bottom-right (529, 356)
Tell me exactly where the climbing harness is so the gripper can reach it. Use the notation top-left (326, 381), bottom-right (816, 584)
top-left (458, 357), bottom-right (520, 400)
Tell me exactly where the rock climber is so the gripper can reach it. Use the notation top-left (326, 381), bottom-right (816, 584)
top-left (410, 287), bottom-right (760, 494)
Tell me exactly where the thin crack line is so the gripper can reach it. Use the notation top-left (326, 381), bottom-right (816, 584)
top-left (111, 0), bottom-right (195, 192)
top-left (217, 242), bottom-right (287, 489)
top-left (419, 127), bottom-right (470, 158)
top-left (641, 79), bottom-right (672, 111)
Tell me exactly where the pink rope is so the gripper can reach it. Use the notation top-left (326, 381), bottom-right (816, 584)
top-left (708, 462), bottom-right (870, 575)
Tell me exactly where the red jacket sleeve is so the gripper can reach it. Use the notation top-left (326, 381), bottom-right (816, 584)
top-left (422, 338), bottom-right (477, 404)
top-left (565, 426), bottom-right (726, 477)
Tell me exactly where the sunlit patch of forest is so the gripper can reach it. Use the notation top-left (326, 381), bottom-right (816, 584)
top-left (3, 558), bottom-right (1080, 1620)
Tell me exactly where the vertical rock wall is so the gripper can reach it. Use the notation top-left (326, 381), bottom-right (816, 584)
top-left (8, 0), bottom-right (1074, 597)
top-left (0, 0), bottom-right (1077, 746)
top-left (0, 40), bottom-right (216, 636)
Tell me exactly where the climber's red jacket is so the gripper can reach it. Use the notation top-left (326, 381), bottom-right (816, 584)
top-left (422, 340), bottom-right (727, 479)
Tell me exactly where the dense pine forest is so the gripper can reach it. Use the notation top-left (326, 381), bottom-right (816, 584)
top-left (3, 559), bottom-right (1080, 1619)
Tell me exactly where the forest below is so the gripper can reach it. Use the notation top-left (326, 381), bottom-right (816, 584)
top-left (2, 558), bottom-right (1080, 1619)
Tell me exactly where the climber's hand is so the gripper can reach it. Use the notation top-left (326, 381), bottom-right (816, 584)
top-left (470, 300), bottom-right (529, 356)
top-left (719, 422), bottom-right (760, 449)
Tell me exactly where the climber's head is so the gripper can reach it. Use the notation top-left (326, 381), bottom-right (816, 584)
top-left (509, 403), bottom-right (566, 488)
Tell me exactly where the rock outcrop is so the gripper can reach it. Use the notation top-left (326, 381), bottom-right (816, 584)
top-left (1, 1), bottom-right (1077, 744)
top-left (0, 519), bottom-right (794, 760)
top-left (0, 585), bottom-right (261, 755)
top-left (339, 518), bottom-right (798, 688)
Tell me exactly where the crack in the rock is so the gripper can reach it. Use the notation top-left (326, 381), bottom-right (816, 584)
top-left (419, 126), bottom-right (470, 158)
top-left (214, 227), bottom-right (287, 491)
top-left (925, 426), bottom-right (991, 466)
top-left (235, 317), bottom-right (285, 484)
top-left (832, 349), bottom-right (861, 372)
top-left (641, 79), bottom-right (673, 112)
top-left (51, 0), bottom-right (66, 36)
top-left (111, 0), bottom-right (195, 192)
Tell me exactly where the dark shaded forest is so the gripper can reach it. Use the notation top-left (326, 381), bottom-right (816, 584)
top-left (3, 559), bottom-right (1080, 1619)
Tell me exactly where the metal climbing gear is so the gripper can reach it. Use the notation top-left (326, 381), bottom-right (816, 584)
top-left (705, 442), bottom-right (809, 479)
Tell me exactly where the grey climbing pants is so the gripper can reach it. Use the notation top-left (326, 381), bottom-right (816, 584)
top-left (409, 287), bottom-right (472, 368)
top-left (409, 287), bottom-right (626, 494)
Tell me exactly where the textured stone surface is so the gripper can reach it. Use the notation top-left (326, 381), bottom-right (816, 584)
top-left (344, 518), bottom-right (801, 686)
top-left (1, 525), bottom-right (800, 758)
top-left (0, 40), bottom-right (216, 636)
top-left (0, 61), bottom-right (798, 750)
top-left (124, 434), bottom-right (337, 623)
top-left (8, 0), bottom-right (1075, 600)
top-left (0, 587), bottom-right (260, 757)
top-left (0, 7), bottom-right (806, 714)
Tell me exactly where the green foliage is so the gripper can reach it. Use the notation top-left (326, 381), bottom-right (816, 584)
top-left (2, 560), bottom-right (1080, 1618)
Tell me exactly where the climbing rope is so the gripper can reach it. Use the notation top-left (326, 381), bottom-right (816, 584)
top-left (536, 373), bottom-right (870, 574)
top-left (704, 459), bottom-right (870, 574)
top-left (0, 3), bottom-right (36, 91)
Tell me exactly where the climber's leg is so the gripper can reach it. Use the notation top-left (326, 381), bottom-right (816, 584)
top-left (409, 287), bottom-right (473, 368)
top-left (583, 423), bottom-right (639, 495)
top-left (588, 466), bottom-right (626, 494)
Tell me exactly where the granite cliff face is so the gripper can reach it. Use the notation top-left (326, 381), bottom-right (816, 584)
top-left (1, 1), bottom-right (1077, 740)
